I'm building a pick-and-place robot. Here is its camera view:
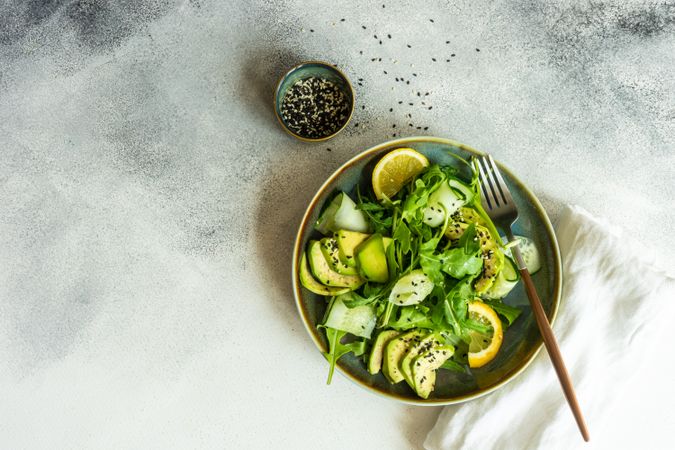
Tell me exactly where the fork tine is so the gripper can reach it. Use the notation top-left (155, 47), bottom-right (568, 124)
top-left (473, 157), bottom-right (495, 209)
top-left (477, 155), bottom-right (501, 208)
top-left (488, 155), bottom-right (513, 205)
top-left (487, 154), bottom-right (513, 205)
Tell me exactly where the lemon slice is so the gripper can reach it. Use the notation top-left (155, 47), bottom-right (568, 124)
top-left (467, 300), bottom-right (503, 368)
top-left (371, 148), bottom-right (429, 200)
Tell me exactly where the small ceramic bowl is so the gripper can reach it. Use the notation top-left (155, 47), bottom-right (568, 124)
top-left (274, 61), bottom-right (355, 142)
top-left (292, 136), bottom-right (563, 405)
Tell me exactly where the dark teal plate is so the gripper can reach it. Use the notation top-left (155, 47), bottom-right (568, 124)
top-left (292, 137), bottom-right (562, 405)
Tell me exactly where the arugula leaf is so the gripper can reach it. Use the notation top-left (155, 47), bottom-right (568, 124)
top-left (393, 221), bottom-right (411, 255)
top-left (355, 186), bottom-right (394, 234)
top-left (388, 305), bottom-right (435, 330)
top-left (321, 327), bottom-right (367, 384)
top-left (341, 291), bottom-right (375, 308)
top-left (440, 359), bottom-right (469, 373)
top-left (484, 299), bottom-right (522, 326)
top-left (440, 248), bottom-right (483, 278)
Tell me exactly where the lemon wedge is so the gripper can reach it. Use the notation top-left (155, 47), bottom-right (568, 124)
top-left (371, 148), bottom-right (429, 200)
top-left (467, 300), bottom-right (504, 368)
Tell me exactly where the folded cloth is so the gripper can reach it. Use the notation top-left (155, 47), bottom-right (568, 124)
top-left (425, 205), bottom-right (675, 450)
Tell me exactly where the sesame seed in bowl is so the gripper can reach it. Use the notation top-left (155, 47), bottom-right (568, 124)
top-left (274, 61), bottom-right (355, 142)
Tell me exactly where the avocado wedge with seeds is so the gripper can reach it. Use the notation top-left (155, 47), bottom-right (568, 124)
top-left (368, 330), bottom-right (401, 374)
top-left (308, 240), bottom-right (364, 288)
top-left (412, 345), bottom-right (455, 399)
top-left (336, 230), bottom-right (370, 268)
top-left (320, 237), bottom-right (359, 275)
top-left (400, 332), bottom-right (443, 388)
top-left (299, 252), bottom-right (351, 296)
top-left (383, 329), bottom-right (426, 384)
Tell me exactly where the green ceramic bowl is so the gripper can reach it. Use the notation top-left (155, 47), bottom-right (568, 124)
top-left (292, 136), bottom-right (562, 405)
top-left (274, 61), bottom-right (355, 142)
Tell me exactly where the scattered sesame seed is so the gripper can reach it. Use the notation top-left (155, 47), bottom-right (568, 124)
top-left (389, 108), bottom-right (393, 112)
top-left (340, 18), bottom-right (345, 22)
top-left (476, 48), bottom-right (480, 52)
top-left (388, 34), bottom-right (392, 39)
top-left (362, 25), bottom-right (366, 29)
top-left (310, 29), bottom-right (314, 32)
top-left (432, 57), bottom-right (436, 62)
top-left (326, 147), bottom-right (331, 152)
top-left (406, 80), bottom-right (410, 84)
top-left (429, 18), bottom-right (435, 23)
top-left (407, 44), bottom-right (411, 48)
top-left (451, 53), bottom-right (455, 57)
top-left (383, 70), bottom-right (387, 74)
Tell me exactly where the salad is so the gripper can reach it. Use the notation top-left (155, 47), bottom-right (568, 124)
top-left (298, 148), bottom-right (541, 399)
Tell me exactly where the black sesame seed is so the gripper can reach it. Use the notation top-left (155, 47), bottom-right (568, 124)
top-left (392, 124), bottom-right (396, 128)
top-left (451, 53), bottom-right (455, 57)
top-left (310, 29), bottom-right (314, 32)
top-left (407, 44), bottom-right (411, 48)
top-left (446, 40), bottom-right (450, 44)
top-left (388, 34), bottom-right (392, 39)
top-left (362, 105), bottom-right (365, 110)
top-left (432, 57), bottom-right (436, 62)
top-left (429, 19), bottom-right (434, 23)
top-left (359, 50), bottom-right (363, 55)
top-left (383, 70), bottom-right (388, 74)
top-left (326, 147), bottom-right (331, 152)
top-left (374, 34), bottom-right (377, 39)
top-left (398, 101), bottom-right (403, 104)
top-left (476, 48), bottom-right (480, 52)
top-left (341, 18), bottom-right (345, 22)
top-left (389, 108), bottom-right (393, 112)
top-left (412, 73), bottom-right (417, 77)
top-left (362, 25), bottom-right (366, 29)
top-left (406, 80), bottom-right (410, 84)
top-left (424, 126), bottom-right (429, 130)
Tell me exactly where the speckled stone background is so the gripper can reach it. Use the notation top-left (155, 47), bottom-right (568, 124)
top-left (1, 1), bottom-right (673, 449)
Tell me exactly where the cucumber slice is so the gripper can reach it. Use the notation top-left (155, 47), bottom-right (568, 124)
top-left (507, 236), bottom-right (542, 274)
top-left (315, 192), bottom-right (369, 235)
top-left (422, 182), bottom-right (464, 227)
top-left (323, 294), bottom-right (376, 339)
top-left (502, 255), bottom-right (519, 282)
top-left (448, 177), bottom-right (475, 203)
top-left (389, 270), bottom-right (434, 306)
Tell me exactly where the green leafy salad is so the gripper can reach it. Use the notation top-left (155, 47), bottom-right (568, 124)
top-left (298, 148), bottom-right (541, 399)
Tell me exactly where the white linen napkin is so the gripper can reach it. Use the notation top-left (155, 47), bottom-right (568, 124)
top-left (425, 205), bottom-right (675, 450)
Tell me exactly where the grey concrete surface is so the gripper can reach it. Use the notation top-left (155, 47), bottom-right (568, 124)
top-left (0, 1), bottom-right (673, 448)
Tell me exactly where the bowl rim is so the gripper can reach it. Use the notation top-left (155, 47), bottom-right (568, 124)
top-left (291, 136), bottom-right (562, 405)
top-left (273, 60), bottom-right (356, 143)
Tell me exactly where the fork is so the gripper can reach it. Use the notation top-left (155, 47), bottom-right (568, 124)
top-left (474, 154), bottom-right (590, 442)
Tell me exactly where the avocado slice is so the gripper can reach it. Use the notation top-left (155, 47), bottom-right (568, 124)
top-left (383, 329), bottom-right (426, 384)
top-left (299, 252), bottom-right (351, 296)
top-left (444, 209), bottom-right (504, 293)
top-left (355, 234), bottom-right (389, 283)
top-left (335, 230), bottom-right (370, 267)
top-left (412, 345), bottom-right (455, 399)
top-left (367, 329), bottom-right (401, 375)
top-left (320, 237), bottom-right (359, 275)
top-left (308, 241), bottom-right (364, 288)
top-left (400, 332), bottom-right (443, 388)
top-left (473, 225), bottom-right (504, 293)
